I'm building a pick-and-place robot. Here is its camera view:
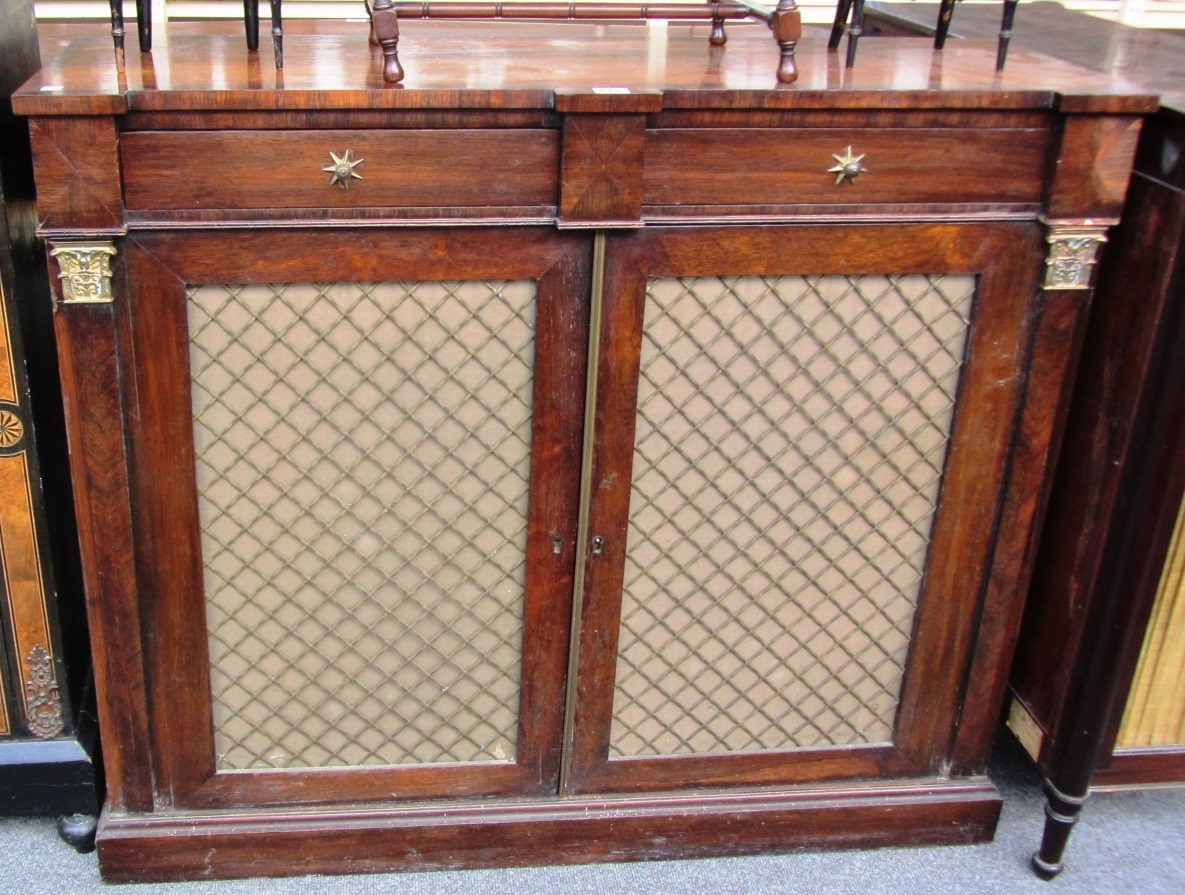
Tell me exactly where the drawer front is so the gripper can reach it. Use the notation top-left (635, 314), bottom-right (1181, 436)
top-left (643, 128), bottom-right (1052, 208)
top-left (121, 129), bottom-right (560, 211)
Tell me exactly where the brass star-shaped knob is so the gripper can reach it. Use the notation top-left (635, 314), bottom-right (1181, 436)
top-left (827, 146), bottom-right (868, 185)
top-left (322, 150), bottom-right (364, 190)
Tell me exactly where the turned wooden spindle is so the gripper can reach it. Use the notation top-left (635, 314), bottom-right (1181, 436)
top-left (996, 0), bottom-right (1020, 70)
top-left (244, 0), bottom-right (260, 50)
top-left (363, 3), bottom-right (755, 85)
top-left (371, 0), bottom-right (404, 84)
top-left (772, 0), bottom-right (801, 83)
top-left (108, 0), bottom-right (153, 61)
top-left (136, 0), bottom-right (151, 50)
top-left (845, 0), bottom-right (865, 69)
top-left (244, 0), bottom-right (285, 69)
top-left (710, 2), bottom-right (727, 46)
top-left (1032, 780), bottom-right (1089, 879)
top-left (107, 0), bottom-right (126, 69)
top-left (827, 0), bottom-right (852, 50)
top-left (934, 0), bottom-right (957, 49)
top-left (271, 0), bottom-right (284, 68)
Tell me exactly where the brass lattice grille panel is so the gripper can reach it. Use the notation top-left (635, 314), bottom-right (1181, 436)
top-left (610, 273), bottom-right (976, 757)
top-left (188, 280), bottom-right (536, 770)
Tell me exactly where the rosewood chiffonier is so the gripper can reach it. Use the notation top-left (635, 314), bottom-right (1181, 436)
top-left (12, 20), bottom-right (1156, 881)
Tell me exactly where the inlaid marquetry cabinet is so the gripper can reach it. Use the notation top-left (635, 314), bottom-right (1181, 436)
top-left (13, 20), bottom-right (1156, 882)
top-left (0, 0), bottom-right (97, 834)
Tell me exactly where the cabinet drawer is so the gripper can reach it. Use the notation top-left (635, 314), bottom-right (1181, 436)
top-left (643, 128), bottom-right (1052, 208)
top-left (121, 129), bottom-right (560, 211)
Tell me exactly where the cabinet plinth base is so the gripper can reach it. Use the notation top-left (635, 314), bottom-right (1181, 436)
top-left (96, 777), bottom-right (1001, 882)
top-left (1092, 746), bottom-right (1185, 789)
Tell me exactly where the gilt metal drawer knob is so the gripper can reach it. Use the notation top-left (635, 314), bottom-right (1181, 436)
top-left (828, 146), bottom-right (867, 185)
top-left (323, 149), bottom-right (364, 189)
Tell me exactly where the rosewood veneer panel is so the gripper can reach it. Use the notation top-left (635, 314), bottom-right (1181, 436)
top-left (121, 129), bottom-right (559, 211)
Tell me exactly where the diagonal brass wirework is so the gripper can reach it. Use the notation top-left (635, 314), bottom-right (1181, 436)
top-left (189, 280), bottom-right (536, 770)
top-left (610, 273), bottom-right (976, 758)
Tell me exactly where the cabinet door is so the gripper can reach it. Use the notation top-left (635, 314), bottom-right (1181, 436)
top-left (123, 228), bottom-right (589, 809)
top-left (566, 223), bottom-right (1042, 793)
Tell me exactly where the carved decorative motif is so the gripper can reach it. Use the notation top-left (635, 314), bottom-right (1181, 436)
top-left (49, 241), bottom-right (117, 304)
top-left (0, 409), bottom-right (24, 448)
top-left (24, 644), bottom-right (65, 738)
top-left (1043, 226), bottom-right (1108, 290)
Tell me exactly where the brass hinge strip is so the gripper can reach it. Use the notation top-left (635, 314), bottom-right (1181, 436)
top-left (558, 230), bottom-right (607, 795)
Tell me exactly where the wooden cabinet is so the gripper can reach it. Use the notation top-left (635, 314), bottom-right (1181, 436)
top-left (14, 20), bottom-right (1154, 882)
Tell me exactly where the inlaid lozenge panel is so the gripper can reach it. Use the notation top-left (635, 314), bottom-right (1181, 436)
top-left (611, 273), bottom-right (976, 757)
top-left (189, 280), bottom-right (536, 770)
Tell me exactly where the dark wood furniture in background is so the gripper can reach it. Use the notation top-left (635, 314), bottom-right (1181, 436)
top-left (831, 0), bottom-right (1020, 72)
top-left (106, 0), bottom-right (284, 66)
top-left (866, 0), bottom-right (1185, 879)
top-left (0, 0), bottom-right (98, 847)
top-left (1017, 103), bottom-right (1185, 881)
top-left (14, 21), bottom-right (1153, 882)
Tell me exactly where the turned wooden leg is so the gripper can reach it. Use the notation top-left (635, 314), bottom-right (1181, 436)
top-left (845, 0), bottom-right (866, 69)
top-left (709, 3), bottom-right (727, 46)
top-left (934, 0), bottom-right (957, 49)
top-left (828, 0), bottom-right (852, 50)
top-left (772, 0), bottom-right (801, 84)
top-left (135, 0), bottom-right (151, 51)
top-left (244, 0), bottom-right (260, 50)
top-left (371, 0), bottom-right (404, 84)
top-left (1032, 779), bottom-right (1089, 880)
top-left (996, 0), bottom-right (1020, 71)
top-left (271, 0), bottom-right (284, 69)
top-left (107, 0), bottom-right (126, 68)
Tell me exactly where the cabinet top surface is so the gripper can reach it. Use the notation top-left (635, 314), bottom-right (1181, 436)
top-left (14, 21), bottom-right (1156, 116)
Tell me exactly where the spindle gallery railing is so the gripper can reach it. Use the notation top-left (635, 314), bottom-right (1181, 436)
top-left (102, 0), bottom-right (1022, 88)
top-left (362, 0), bottom-right (802, 84)
top-left (107, 0), bottom-right (285, 68)
top-left (829, 0), bottom-right (1022, 71)
top-left (104, 0), bottom-right (803, 86)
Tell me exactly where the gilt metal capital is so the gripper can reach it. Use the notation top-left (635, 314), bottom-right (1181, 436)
top-left (49, 241), bottom-right (118, 305)
top-left (1042, 225), bottom-right (1108, 291)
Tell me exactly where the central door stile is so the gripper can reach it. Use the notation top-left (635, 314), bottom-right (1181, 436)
top-left (559, 230), bottom-right (608, 795)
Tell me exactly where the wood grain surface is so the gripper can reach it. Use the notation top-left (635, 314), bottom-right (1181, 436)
top-left (12, 21), bottom-right (1158, 117)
